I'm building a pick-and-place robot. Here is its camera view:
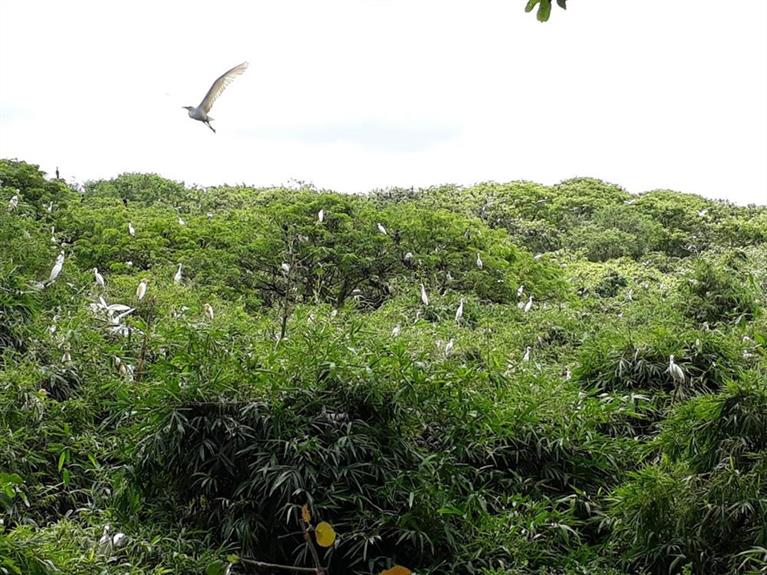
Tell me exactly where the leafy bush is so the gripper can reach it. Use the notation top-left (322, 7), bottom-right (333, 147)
top-left (609, 376), bottom-right (767, 574)
top-left (677, 257), bottom-right (760, 326)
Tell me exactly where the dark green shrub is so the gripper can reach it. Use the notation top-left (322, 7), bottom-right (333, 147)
top-left (677, 258), bottom-right (760, 326)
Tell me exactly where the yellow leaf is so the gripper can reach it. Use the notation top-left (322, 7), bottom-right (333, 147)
top-left (301, 504), bottom-right (311, 524)
top-left (314, 521), bottom-right (336, 547)
top-left (380, 567), bottom-right (412, 575)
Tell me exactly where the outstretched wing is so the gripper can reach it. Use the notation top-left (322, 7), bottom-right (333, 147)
top-left (198, 62), bottom-right (248, 114)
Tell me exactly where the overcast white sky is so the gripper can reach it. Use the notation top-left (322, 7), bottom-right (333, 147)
top-left (1, 1), bottom-right (765, 204)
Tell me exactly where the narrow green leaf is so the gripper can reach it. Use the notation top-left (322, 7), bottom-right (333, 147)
top-left (525, 0), bottom-right (541, 14)
top-left (537, 0), bottom-right (552, 22)
top-left (57, 450), bottom-right (68, 472)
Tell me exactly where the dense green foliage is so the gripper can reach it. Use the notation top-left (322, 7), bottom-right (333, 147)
top-left (1, 158), bottom-right (765, 574)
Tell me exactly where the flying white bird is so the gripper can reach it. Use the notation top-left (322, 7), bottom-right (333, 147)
top-left (476, 253), bottom-right (483, 269)
top-left (128, 222), bottom-right (136, 237)
top-left (420, 283), bottom-right (429, 306)
top-left (183, 61), bottom-right (249, 133)
top-left (377, 223), bottom-right (388, 235)
top-left (8, 195), bottom-right (18, 211)
top-left (107, 304), bottom-right (134, 333)
top-left (455, 298), bottom-right (464, 322)
top-left (666, 355), bottom-right (685, 385)
top-left (174, 263), bottom-right (183, 284)
top-left (391, 324), bottom-right (401, 337)
top-left (136, 278), bottom-right (148, 301)
top-left (523, 346), bottom-right (531, 362)
top-left (203, 303), bottom-right (215, 321)
top-left (93, 268), bottom-right (105, 287)
top-left (47, 251), bottom-right (65, 285)
top-left (318, 209), bottom-right (325, 223)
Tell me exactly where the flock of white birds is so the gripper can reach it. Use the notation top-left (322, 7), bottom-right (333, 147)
top-left (7, 182), bottom-right (689, 387)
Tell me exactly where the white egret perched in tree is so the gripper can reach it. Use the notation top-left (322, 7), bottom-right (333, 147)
top-left (46, 201), bottom-right (53, 213)
top-left (377, 223), bottom-right (388, 235)
top-left (174, 263), bottom-right (183, 284)
top-left (281, 262), bottom-right (290, 274)
top-left (455, 298), bottom-right (464, 323)
top-left (517, 284), bottom-right (525, 298)
top-left (47, 251), bottom-right (65, 285)
top-left (93, 268), bottom-right (105, 287)
top-left (403, 252), bottom-right (414, 263)
top-left (136, 279), bottom-right (148, 301)
top-left (444, 338), bottom-right (455, 355)
top-left (178, 216), bottom-right (186, 226)
top-left (128, 222), bottom-right (135, 237)
top-left (318, 209), bottom-right (325, 223)
top-left (666, 355), bottom-right (685, 385)
top-left (116, 359), bottom-right (135, 381)
top-left (523, 346), bottom-right (531, 362)
top-left (420, 283), bottom-right (429, 306)
top-left (203, 303), bottom-right (215, 321)
top-left (476, 253), bottom-right (483, 269)
top-left (183, 62), bottom-right (249, 133)
top-left (391, 324), bottom-right (401, 337)
top-left (98, 525), bottom-right (113, 554)
top-left (50, 226), bottom-right (57, 243)
top-left (8, 195), bottom-right (18, 211)
top-left (522, 295), bottom-right (534, 313)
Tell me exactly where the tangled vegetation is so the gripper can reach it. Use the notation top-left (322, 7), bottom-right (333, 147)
top-left (1, 158), bottom-right (765, 574)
